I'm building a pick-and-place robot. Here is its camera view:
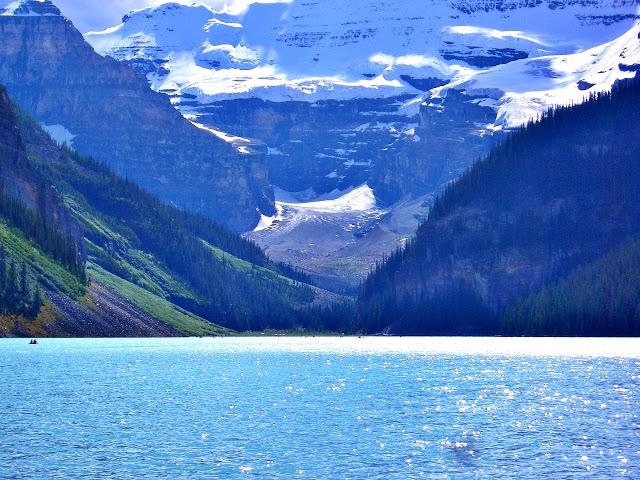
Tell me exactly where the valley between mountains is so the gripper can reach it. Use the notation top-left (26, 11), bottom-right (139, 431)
top-left (0, 0), bottom-right (639, 336)
top-left (84, 0), bottom-right (640, 290)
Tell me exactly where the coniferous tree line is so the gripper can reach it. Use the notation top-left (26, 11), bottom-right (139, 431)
top-left (0, 245), bottom-right (42, 318)
top-left (502, 237), bottom-right (640, 336)
top-left (0, 186), bottom-right (85, 281)
top-left (12, 110), bottom-right (325, 332)
top-left (358, 76), bottom-right (640, 336)
top-left (298, 300), bottom-right (357, 333)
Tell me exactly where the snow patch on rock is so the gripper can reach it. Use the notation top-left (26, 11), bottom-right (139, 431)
top-left (41, 123), bottom-right (76, 147)
top-left (2, 0), bottom-right (60, 17)
top-left (189, 119), bottom-right (254, 154)
top-left (278, 184), bottom-right (376, 214)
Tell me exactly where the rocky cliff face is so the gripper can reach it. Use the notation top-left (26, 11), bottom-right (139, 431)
top-left (198, 95), bottom-right (422, 198)
top-left (370, 91), bottom-right (499, 203)
top-left (0, 85), bottom-right (84, 257)
top-left (0, 1), bottom-right (274, 232)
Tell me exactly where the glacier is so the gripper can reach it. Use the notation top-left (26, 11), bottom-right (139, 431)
top-left (86, 0), bottom-right (640, 114)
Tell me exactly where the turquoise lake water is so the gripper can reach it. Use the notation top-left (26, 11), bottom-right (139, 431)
top-left (0, 337), bottom-right (638, 479)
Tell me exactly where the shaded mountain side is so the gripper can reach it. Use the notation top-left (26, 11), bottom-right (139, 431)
top-left (0, 85), bottom-right (226, 336)
top-left (0, 85), bottom-right (343, 337)
top-left (0, 1), bottom-right (273, 232)
top-left (358, 76), bottom-right (640, 336)
top-left (0, 87), bottom-right (83, 263)
top-left (502, 237), bottom-right (640, 337)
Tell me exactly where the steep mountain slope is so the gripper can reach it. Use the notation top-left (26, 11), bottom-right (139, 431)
top-left (434, 21), bottom-right (640, 128)
top-left (0, 0), bottom-right (274, 232)
top-left (503, 237), bottom-right (640, 336)
top-left (358, 76), bottom-right (640, 335)
top-left (86, 0), bottom-right (640, 287)
top-left (0, 84), bottom-right (188, 337)
top-left (0, 84), bottom-right (334, 337)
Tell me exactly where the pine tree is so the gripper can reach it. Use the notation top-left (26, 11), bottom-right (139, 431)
top-left (7, 260), bottom-right (17, 308)
top-left (30, 285), bottom-right (42, 318)
top-left (19, 262), bottom-right (28, 302)
top-left (0, 246), bottom-right (6, 300)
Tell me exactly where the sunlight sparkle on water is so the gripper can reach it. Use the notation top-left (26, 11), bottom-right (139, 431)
top-left (0, 337), bottom-right (638, 479)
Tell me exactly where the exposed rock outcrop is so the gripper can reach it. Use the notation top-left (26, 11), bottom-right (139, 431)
top-left (0, 85), bottom-right (85, 258)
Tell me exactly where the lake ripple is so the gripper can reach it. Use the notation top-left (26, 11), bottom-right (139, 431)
top-left (0, 337), bottom-right (638, 479)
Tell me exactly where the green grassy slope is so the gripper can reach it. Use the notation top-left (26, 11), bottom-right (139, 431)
top-left (0, 219), bottom-right (84, 299)
top-left (3, 90), bottom-right (329, 334)
top-left (88, 263), bottom-right (228, 337)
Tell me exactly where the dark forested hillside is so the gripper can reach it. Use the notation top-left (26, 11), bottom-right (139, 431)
top-left (502, 237), bottom-right (640, 336)
top-left (0, 84), bottom-right (341, 337)
top-left (358, 77), bottom-right (640, 336)
top-left (0, 245), bottom-right (43, 319)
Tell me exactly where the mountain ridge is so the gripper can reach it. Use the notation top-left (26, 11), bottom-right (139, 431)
top-left (0, 0), bottom-right (274, 232)
top-left (358, 75), bottom-right (640, 335)
top-left (83, 0), bottom-right (640, 288)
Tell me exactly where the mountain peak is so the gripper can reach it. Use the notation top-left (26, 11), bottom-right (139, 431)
top-left (1, 0), bottom-right (62, 17)
top-left (121, 2), bottom-right (215, 24)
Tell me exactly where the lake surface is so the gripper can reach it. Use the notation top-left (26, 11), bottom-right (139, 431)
top-left (0, 337), bottom-right (639, 479)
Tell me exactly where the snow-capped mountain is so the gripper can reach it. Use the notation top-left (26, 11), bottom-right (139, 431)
top-left (85, 0), bottom-right (640, 288)
top-left (0, 0), bottom-right (274, 232)
top-left (434, 20), bottom-right (640, 128)
top-left (87, 0), bottom-right (638, 104)
top-left (85, 0), bottom-right (640, 190)
top-left (1, 0), bottom-right (59, 16)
